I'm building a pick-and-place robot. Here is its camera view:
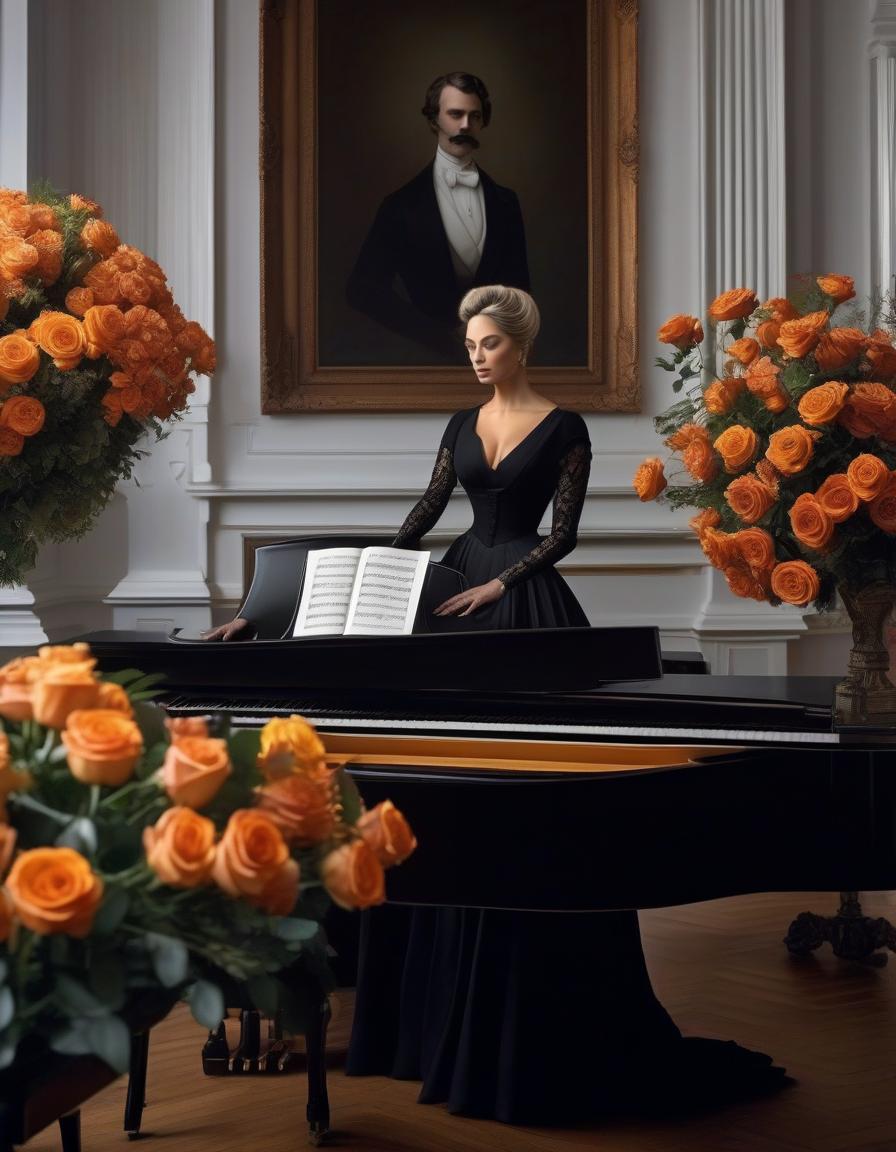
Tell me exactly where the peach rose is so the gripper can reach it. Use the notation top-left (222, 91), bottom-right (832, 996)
top-left (357, 801), bottom-right (418, 867)
top-left (763, 297), bottom-right (799, 323)
top-left (683, 437), bottom-right (720, 482)
top-left (755, 320), bottom-right (782, 351)
top-left (724, 474), bottom-right (776, 524)
top-left (164, 715), bottom-right (210, 741)
top-left (657, 314), bottom-right (704, 349)
top-left (212, 809), bottom-right (290, 901)
top-left (0, 333), bottom-right (40, 388)
top-left (0, 658), bottom-right (35, 721)
top-left (777, 311), bottom-right (829, 359)
top-left (633, 457), bottom-right (667, 501)
top-left (257, 714), bottom-right (327, 781)
top-left (724, 565), bottom-right (768, 601)
top-left (82, 304), bottom-right (127, 355)
top-left (0, 395), bottom-right (45, 437)
top-left (865, 336), bottom-right (896, 379)
top-left (320, 840), bottom-right (385, 911)
top-left (143, 806), bottom-right (217, 888)
top-left (713, 425), bottom-right (758, 472)
top-left (868, 474), bottom-right (896, 533)
top-left (814, 327), bottom-right (865, 373)
top-left (770, 560), bottom-right (821, 606)
top-left (734, 528), bottom-right (776, 573)
top-left (797, 381), bottom-right (849, 425)
top-left (765, 425), bottom-right (819, 475)
top-left (31, 664), bottom-right (100, 729)
top-left (97, 681), bottom-right (134, 716)
top-left (727, 337), bottom-right (760, 366)
top-left (61, 709), bottom-right (143, 788)
top-left (689, 507), bottom-right (721, 536)
top-left (36, 643), bottom-right (94, 667)
top-left (708, 288), bottom-right (759, 321)
top-left (847, 453), bottom-right (890, 502)
top-left (703, 377), bottom-right (744, 415)
top-left (256, 772), bottom-right (336, 846)
top-left (815, 473), bottom-right (859, 523)
top-left (80, 218), bottom-right (120, 258)
top-left (6, 847), bottom-right (103, 937)
top-left (817, 274), bottom-right (855, 304)
top-left (32, 310), bottom-right (86, 371)
top-left (788, 493), bottom-right (834, 551)
top-left (160, 736), bottom-right (231, 809)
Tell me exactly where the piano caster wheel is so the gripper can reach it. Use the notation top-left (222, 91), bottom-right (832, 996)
top-left (785, 895), bottom-right (896, 967)
top-left (308, 1123), bottom-right (328, 1146)
top-left (127, 1132), bottom-right (144, 1141)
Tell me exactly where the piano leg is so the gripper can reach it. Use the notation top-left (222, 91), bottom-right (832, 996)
top-left (784, 891), bottom-right (896, 966)
top-left (304, 994), bottom-right (331, 1146)
top-left (124, 1030), bottom-right (151, 1138)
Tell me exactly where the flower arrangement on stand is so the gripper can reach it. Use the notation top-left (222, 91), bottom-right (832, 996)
top-left (0, 185), bottom-right (215, 585)
top-left (0, 643), bottom-right (416, 1074)
top-left (634, 276), bottom-right (896, 722)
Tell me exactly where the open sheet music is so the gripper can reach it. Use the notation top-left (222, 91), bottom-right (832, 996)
top-left (291, 547), bottom-right (431, 637)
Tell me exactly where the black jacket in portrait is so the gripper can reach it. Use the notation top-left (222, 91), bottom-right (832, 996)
top-left (346, 163), bottom-right (530, 358)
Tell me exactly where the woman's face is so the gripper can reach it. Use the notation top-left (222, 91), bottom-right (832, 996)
top-left (464, 315), bottom-right (521, 386)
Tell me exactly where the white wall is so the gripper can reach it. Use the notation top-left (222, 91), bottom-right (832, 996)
top-left (0, 0), bottom-right (883, 672)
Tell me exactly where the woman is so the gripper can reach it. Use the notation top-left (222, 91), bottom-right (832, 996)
top-left (345, 286), bottom-right (786, 1124)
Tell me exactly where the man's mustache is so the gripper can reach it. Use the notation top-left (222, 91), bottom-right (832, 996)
top-left (449, 133), bottom-right (480, 148)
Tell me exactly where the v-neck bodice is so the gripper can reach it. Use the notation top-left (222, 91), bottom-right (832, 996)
top-left (472, 407), bottom-right (558, 472)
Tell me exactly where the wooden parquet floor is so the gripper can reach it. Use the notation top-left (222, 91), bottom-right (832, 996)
top-left (20, 891), bottom-right (896, 1152)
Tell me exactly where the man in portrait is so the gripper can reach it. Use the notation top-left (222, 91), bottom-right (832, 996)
top-left (346, 72), bottom-right (530, 361)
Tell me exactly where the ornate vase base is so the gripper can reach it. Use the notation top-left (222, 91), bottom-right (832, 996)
top-left (834, 679), bottom-right (896, 726)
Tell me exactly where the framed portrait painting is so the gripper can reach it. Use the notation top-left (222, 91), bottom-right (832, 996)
top-left (260, 0), bottom-right (639, 412)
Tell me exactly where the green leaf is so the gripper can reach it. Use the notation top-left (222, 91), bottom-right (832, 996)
top-left (87, 953), bottom-right (126, 1011)
top-left (50, 1020), bottom-right (93, 1056)
top-left (228, 728), bottom-right (261, 774)
top-left (247, 974), bottom-right (281, 1015)
top-left (672, 378), bottom-right (685, 393)
top-left (0, 959), bottom-right (8, 985)
top-left (145, 932), bottom-right (189, 987)
top-left (0, 1040), bottom-right (16, 1069)
top-left (133, 699), bottom-right (169, 748)
top-left (137, 740), bottom-right (167, 780)
top-left (0, 988), bottom-right (13, 1031)
top-left (56, 816), bottom-right (97, 855)
top-left (122, 672), bottom-right (168, 696)
top-left (186, 980), bottom-right (225, 1029)
top-left (86, 1014), bottom-right (131, 1073)
top-left (334, 766), bottom-right (363, 826)
top-left (729, 318), bottom-right (747, 340)
top-left (276, 918), bottom-right (321, 943)
top-left (55, 974), bottom-right (106, 1016)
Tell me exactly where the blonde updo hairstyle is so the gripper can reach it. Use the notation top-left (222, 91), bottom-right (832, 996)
top-left (458, 285), bottom-right (540, 366)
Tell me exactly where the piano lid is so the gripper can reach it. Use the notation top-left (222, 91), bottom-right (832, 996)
top-left (76, 625), bottom-right (663, 693)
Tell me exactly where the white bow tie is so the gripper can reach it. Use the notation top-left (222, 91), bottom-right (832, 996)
top-left (443, 166), bottom-right (479, 189)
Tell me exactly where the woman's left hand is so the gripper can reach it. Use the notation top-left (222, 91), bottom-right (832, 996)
top-left (434, 578), bottom-right (506, 617)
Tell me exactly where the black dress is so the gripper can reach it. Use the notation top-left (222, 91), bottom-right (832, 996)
top-left (345, 408), bottom-right (785, 1124)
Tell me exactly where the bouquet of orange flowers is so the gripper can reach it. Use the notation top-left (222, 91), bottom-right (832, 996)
top-left (0, 643), bottom-right (416, 1073)
top-left (634, 276), bottom-right (896, 609)
top-left (0, 185), bottom-right (216, 585)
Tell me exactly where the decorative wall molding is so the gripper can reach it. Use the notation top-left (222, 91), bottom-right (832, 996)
top-left (871, 0), bottom-right (896, 295)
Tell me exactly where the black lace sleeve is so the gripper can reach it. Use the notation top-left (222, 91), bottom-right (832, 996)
top-left (391, 446), bottom-right (457, 548)
top-left (497, 440), bottom-right (591, 589)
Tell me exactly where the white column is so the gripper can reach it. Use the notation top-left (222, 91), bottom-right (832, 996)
top-left (0, 0), bottom-right (48, 649)
top-left (693, 0), bottom-right (804, 673)
top-left (871, 0), bottom-right (896, 296)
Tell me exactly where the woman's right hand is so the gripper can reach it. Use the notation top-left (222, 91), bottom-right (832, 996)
top-left (200, 617), bottom-right (252, 642)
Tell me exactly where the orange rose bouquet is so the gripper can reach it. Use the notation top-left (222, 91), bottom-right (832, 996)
top-left (0, 643), bottom-right (415, 1073)
top-left (638, 277), bottom-right (896, 608)
top-left (0, 185), bottom-right (216, 585)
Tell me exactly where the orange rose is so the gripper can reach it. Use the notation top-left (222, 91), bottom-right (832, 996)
top-left (657, 314), bottom-right (704, 349)
top-left (255, 772), bottom-right (336, 846)
top-left (777, 311), bottom-right (829, 359)
top-left (708, 288), bottom-right (759, 321)
top-left (633, 457), bottom-right (667, 501)
top-left (257, 714), bottom-right (327, 781)
top-left (797, 381), bottom-right (849, 425)
top-left (816, 274), bottom-right (855, 304)
top-left (0, 656), bottom-right (35, 721)
top-left (664, 423), bottom-right (708, 451)
top-left (6, 847), bottom-right (103, 937)
top-left (80, 218), bottom-right (120, 258)
top-left (32, 310), bottom-right (86, 370)
top-left (724, 474), bottom-right (776, 524)
top-left (70, 193), bottom-right (103, 216)
top-left (734, 528), bottom-right (776, 573)
top-left (699, 528), bottom-right (741, 569)
top-left (788, 493), bottom-right (834, 550)
top-left (0, 889), bottom-right (13, 943)
top-left (727, 337), bottom-right (760, 366)
top-left (815, 473), bottom-right (859, 523)
top-left (713, 425), bottom-right (758, 472)
top-left (846, 453), bottom-right (890, 501)
top-left (0, 428), bottom-right (23, 457)
top-left (724, 565), bottom-right (768, 601)
top-left (868, 474), bottom-right (896, 533)
top-left (770, 560), bottom-right (820, 606)
top-left (64, 287), bottom-right (94, 317)
top-left (165, 715), bottom-right (210, 741)
top-left (101, 389), bottom-right (123, 427)
top-left (357, 801), bottom-right (417, 867)
top-left (97, 681), bottom-right (134, 716)
top-left (703, 377), bottom-right (744, 415)
top-left (83, 261), bottom-right (121, 305)
top-left (682, 437), bottom-right (719, 482)
top-left (61, 709), bottom-right (143, 787)
top-left (755, 320), bottom-right (782, 351)
top-left (29, 229), bottom-right (63, 285)
top-left (0, 395), bottom-right (45, 437)
top-left (0, 236), bottom-right (38, 278)
top-left (143, 807), bottom-right (217, 888)
top-left (814, 327), bottom-right (865, 373)
top-left (31, 664), bottom-right (101, 729)
top-left (689, 507), bottom-right (721, 536)
top-left (754, 458), bottom-right (782, 495)
top-left (865, 336), bottom-right (896, 379)
top-left (744, 356), bottom-right (786, 411)
top-left (843, 383), bottom-right (896, 440)
top-left (763, 297), bottom-right (799, 323)
top-left (36, 643), bottom-right (94, 667)
top-left (320, 840), bottom-right (385, 911)
top-left (82, 304), bottom-right (127, 355)
top-left (160, 736), bottom-right (231, 809)
top-left (765, 425), bottom-right (819, 475)
top-left (0, 333), bottom-right (40, 387)
top-left (0, 822), bottom-right (16, 877)
top-left (212, 809), bottom-right (290, 901)
top-left (253, 858), bottom-right (301, 916)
